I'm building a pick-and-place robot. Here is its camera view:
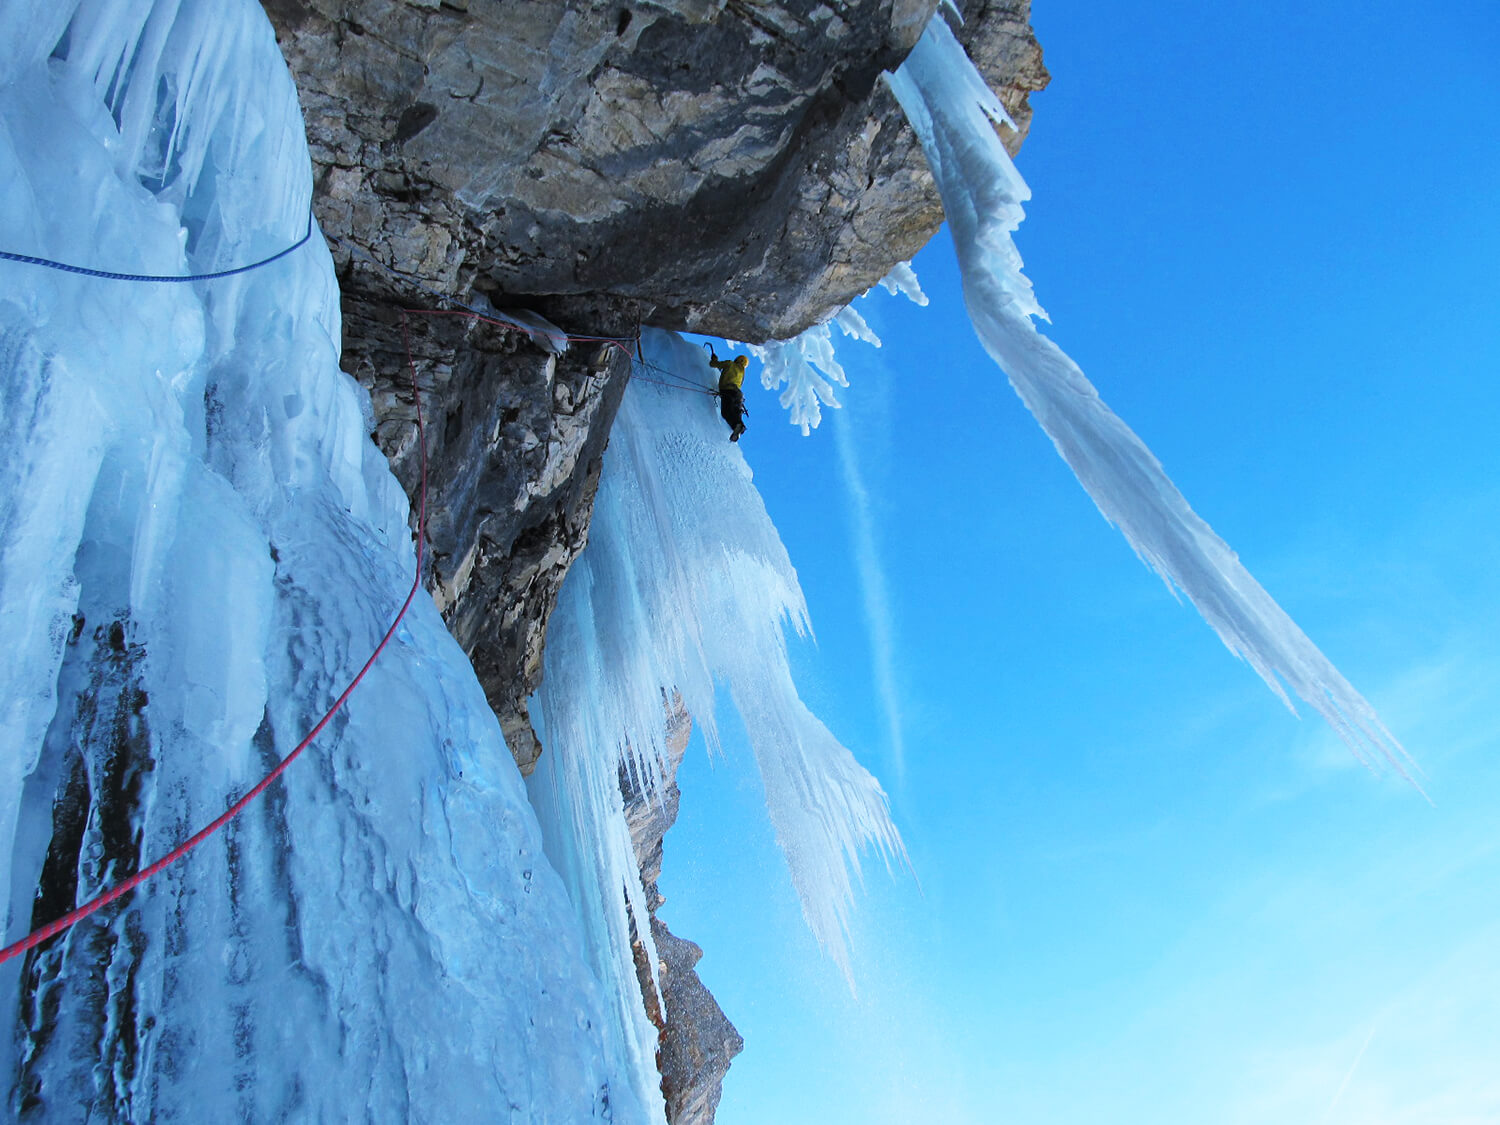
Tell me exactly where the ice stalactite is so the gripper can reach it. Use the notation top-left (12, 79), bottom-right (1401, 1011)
top-left (1, 2), bottom-right (632, 1120)
top-left (878, 260), bottom-right (930, 307)
top-left (742, 261), bottom-right (927, 435)
top-left (886, 13), bottom-right (1414, 774)
top-left (531, 329), bottom-right (906, 1108)
top-left (747, 324), bottom-right (854, 436)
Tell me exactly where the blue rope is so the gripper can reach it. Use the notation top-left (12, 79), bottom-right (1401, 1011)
top-left (0, 208), bottom-right (315, 283)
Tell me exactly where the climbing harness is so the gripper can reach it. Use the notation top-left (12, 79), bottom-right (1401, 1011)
top-left (0, 209), bottom-right (316, 283)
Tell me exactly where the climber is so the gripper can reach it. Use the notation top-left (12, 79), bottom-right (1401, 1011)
top-left (707, 348), bottom-right (749, 442)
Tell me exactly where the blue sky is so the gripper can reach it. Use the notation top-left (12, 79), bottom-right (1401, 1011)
top-left (661, 1), bottom-right (1500, 1121)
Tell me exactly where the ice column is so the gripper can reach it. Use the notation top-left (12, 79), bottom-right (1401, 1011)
top-left (531, 330), bottom-right (906, 1101)
top-left (887, 15), bottom-right (1413, 774)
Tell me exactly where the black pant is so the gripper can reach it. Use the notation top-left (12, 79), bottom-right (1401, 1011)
top-left (719, 386), bottom-right (746, 433)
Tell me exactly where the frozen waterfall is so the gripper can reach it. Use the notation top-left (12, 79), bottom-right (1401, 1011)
top-left (885, 14), bottom-right (1414, 775)
top-left (528, 329), bottom-right (905, 1114)
top-left (0, 0), bottom-right (1419, 1120)
top-left (0, 2), bottom-right (636, 1120)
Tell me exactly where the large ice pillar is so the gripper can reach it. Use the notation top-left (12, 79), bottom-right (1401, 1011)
top-left (887, 15), bottom-right (1413, 774)
top-left (531, 329), bottom-right (906, 1113)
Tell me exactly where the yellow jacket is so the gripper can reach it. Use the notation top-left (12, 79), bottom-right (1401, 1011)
top-left (709, 354), bottom-right (748, 393)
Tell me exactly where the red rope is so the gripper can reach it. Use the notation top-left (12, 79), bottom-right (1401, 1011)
top-left (0, 310), bottom-right (430, 967)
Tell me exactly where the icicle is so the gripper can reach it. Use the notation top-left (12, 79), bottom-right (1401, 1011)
top-left (740, 324), bottom-right (851, 435)
top-left (878, 259), bottom-right (930, 306)
top-left (833, 304), bottom-right (883, 347)
top-left (533, 330), bottom-right (905, 1028)
top-left (886, 15), bottom-right (1415, 776)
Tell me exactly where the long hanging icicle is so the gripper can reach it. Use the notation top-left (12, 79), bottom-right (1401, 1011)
top-left (532, 330), bottom-right (905, 1027)
top-left (886, 14), bottom-right (1415, 777)
top-left (527, 327), bottom-right (907, 1122)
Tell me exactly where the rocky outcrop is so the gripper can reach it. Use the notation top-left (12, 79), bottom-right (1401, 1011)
top-left (336, 283), bottom-right (634, 771)
top-left (622, 701), bottom-right (743, 1124)
top-left (266, 0), bottom-right (1045, 342)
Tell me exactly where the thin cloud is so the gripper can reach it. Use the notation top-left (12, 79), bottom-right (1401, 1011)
top-left (1317, 1018), bottom-right (1380, 1124)
top-left (833, 408), bottom-right (906, 784)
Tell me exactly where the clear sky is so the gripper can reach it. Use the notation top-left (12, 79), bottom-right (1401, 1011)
top-left (660, 1), bottom-right (1500, 1122)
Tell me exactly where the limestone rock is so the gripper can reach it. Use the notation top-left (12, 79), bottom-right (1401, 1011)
top-left (265, 0), bottom-right (1046, 342)
top-left (621, 700), bottom-right (743, 1125)
top-left (338, 275), bottom-right (634, 773)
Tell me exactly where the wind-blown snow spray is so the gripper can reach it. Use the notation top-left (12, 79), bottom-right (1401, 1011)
top-left (886, 14), bottom-right (1413, 774)
top-left (0, 3), bottom-right (638, 1119)
top-left (530, 329), bottom-right (906, 1113)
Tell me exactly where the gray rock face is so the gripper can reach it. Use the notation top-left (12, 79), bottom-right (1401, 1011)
top-left (336, 276), bottom-right (634, 772)
top-left (266, 0), bottom-right (1045, 341)
top-left (622, 701), bottom-right (743, 1125)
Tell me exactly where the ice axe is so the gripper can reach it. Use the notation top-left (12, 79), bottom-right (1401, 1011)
top-left (703, 342), bottom-right (720, 394)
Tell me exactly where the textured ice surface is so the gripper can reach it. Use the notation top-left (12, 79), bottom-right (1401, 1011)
top-left (531, 332), bottom-right (906, 1098)
top-left (0, 3), bottom-right (635, 1120)
top-left (887, 15), bottom-right (1413, 773)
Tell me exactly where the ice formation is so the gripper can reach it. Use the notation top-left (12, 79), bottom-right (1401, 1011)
top-left (531, 331), bottom-right (905, 1067)
top-left (743, 260), bottom-right (927, 435)
top-left (747, 324), bottom-right (853, 435)
top-left (878, 260), bottom-right (930, 307)
top-left (0, 0), bottom-right (1412, 1117)
top-left (886, 14), bottom-right (1413, 772)
top-left (0, 2), bottom-right (639, 1119)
